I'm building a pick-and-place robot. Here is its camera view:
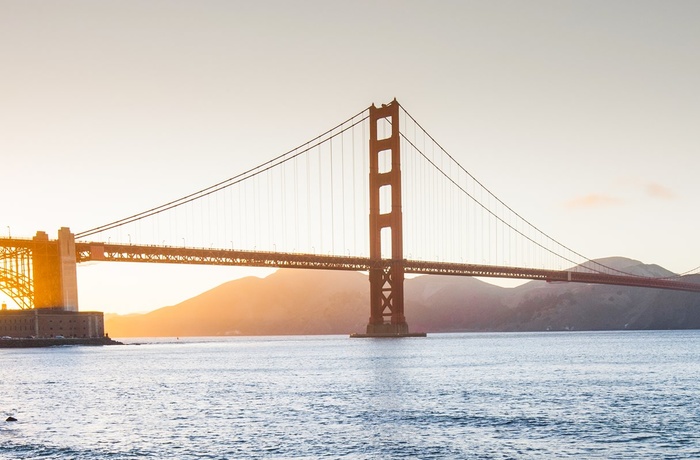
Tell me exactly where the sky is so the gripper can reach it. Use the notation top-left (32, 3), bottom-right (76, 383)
top-left (1, 1), bottom-right (699, 314)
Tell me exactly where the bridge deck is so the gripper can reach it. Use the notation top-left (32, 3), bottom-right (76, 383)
top-left (73, 242), bottom-right (700, 293)
top-left (3, 238), bottom-right (698, 294)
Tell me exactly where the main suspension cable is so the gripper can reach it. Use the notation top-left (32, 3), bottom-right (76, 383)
top-left (76, 110), bottom-right (369, 239)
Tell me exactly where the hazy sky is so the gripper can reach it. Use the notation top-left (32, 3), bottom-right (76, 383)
top-left (2, 1), bottom-right (699, 314)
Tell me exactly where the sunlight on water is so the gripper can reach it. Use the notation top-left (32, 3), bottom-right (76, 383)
top-left (1, 331), bottom-right (700, 459)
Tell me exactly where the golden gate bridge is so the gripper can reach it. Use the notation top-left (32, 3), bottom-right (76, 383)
top-left (2, 100), bottom-right (699, 336)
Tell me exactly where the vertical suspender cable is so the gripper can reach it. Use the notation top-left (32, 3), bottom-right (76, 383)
top-left (294, 155), bottom-right (299, 251)
top-left (307, 142), bottom-right (311, 252)
top-left (318, 143), bottom-right (323, 252)
top-left (352, 118), bottom-right (356, 256)
top-left (341, 125), bottom-right (345, 254)
top-left (330, 131), bottom-right (335, 254)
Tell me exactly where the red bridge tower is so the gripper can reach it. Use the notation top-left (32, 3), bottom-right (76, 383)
top-left (362, 99), bottom-right (424, 337)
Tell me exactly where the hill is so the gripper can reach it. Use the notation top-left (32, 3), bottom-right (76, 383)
top-left (105, 257), bottom-right (700, 337)
top-left (106, 269), bottom-right (370, 337)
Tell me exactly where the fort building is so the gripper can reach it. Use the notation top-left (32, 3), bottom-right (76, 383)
top-left (0, 304), bottom-right (104, 339)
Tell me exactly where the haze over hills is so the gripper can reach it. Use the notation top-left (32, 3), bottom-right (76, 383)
top-left (105, 257), bottom-right (700, 337)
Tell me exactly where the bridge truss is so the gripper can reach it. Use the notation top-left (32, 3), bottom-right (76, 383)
top-left (0, 239), bottom-right (34, 310)
top-left (74, 242), bottom-right (700, 293)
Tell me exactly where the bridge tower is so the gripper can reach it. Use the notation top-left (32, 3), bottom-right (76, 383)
top-left (364, 99), bottom-right (420, 336)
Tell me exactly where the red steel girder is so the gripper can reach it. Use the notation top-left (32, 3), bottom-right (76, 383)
top-left (403, 260), bottom-right (700, 293)
top-left (0, 241), bottom-right (35, 309)
top-left (75, 242), bottom-right (374, 272)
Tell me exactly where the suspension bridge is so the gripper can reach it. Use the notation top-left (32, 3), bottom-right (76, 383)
top-left (2, 99), bottom-right (699, 336)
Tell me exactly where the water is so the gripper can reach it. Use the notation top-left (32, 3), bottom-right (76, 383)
top-left (1, 331), bottom-right (700, 459)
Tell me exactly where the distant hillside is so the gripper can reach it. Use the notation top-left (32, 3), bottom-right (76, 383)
top-left (105, 257), bottom-right (700, 337)
top-left (106, 270), bottom-right (370, 337)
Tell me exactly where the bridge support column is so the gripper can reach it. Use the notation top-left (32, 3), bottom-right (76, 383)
top-left (358, 99), bottom-right (423, 338)
top-left (32, 227), bottom-right (79, 311)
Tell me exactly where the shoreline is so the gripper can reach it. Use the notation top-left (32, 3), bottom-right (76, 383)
top-left (0, 337), bottom-right (123, 348)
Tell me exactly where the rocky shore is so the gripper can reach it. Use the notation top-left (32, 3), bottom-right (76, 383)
top-left (0, 337), bottom-right (123, 348)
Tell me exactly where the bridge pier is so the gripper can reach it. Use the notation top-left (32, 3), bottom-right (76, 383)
top-left (32, 227), bottom-right (78, 311)
top-left (353, 99), bottom-right (425, 338)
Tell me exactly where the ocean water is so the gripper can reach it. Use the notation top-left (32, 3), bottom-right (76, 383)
top-left (1, 331), bottom-right (700, 459)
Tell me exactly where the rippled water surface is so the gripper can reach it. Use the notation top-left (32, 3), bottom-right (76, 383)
top-left (2, 331), bottom-right (700, 459)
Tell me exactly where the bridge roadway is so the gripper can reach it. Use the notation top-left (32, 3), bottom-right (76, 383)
top-left (2, 238), bottom-right (699, 294)
top-left (71, 242), bottom-right (700, 293)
